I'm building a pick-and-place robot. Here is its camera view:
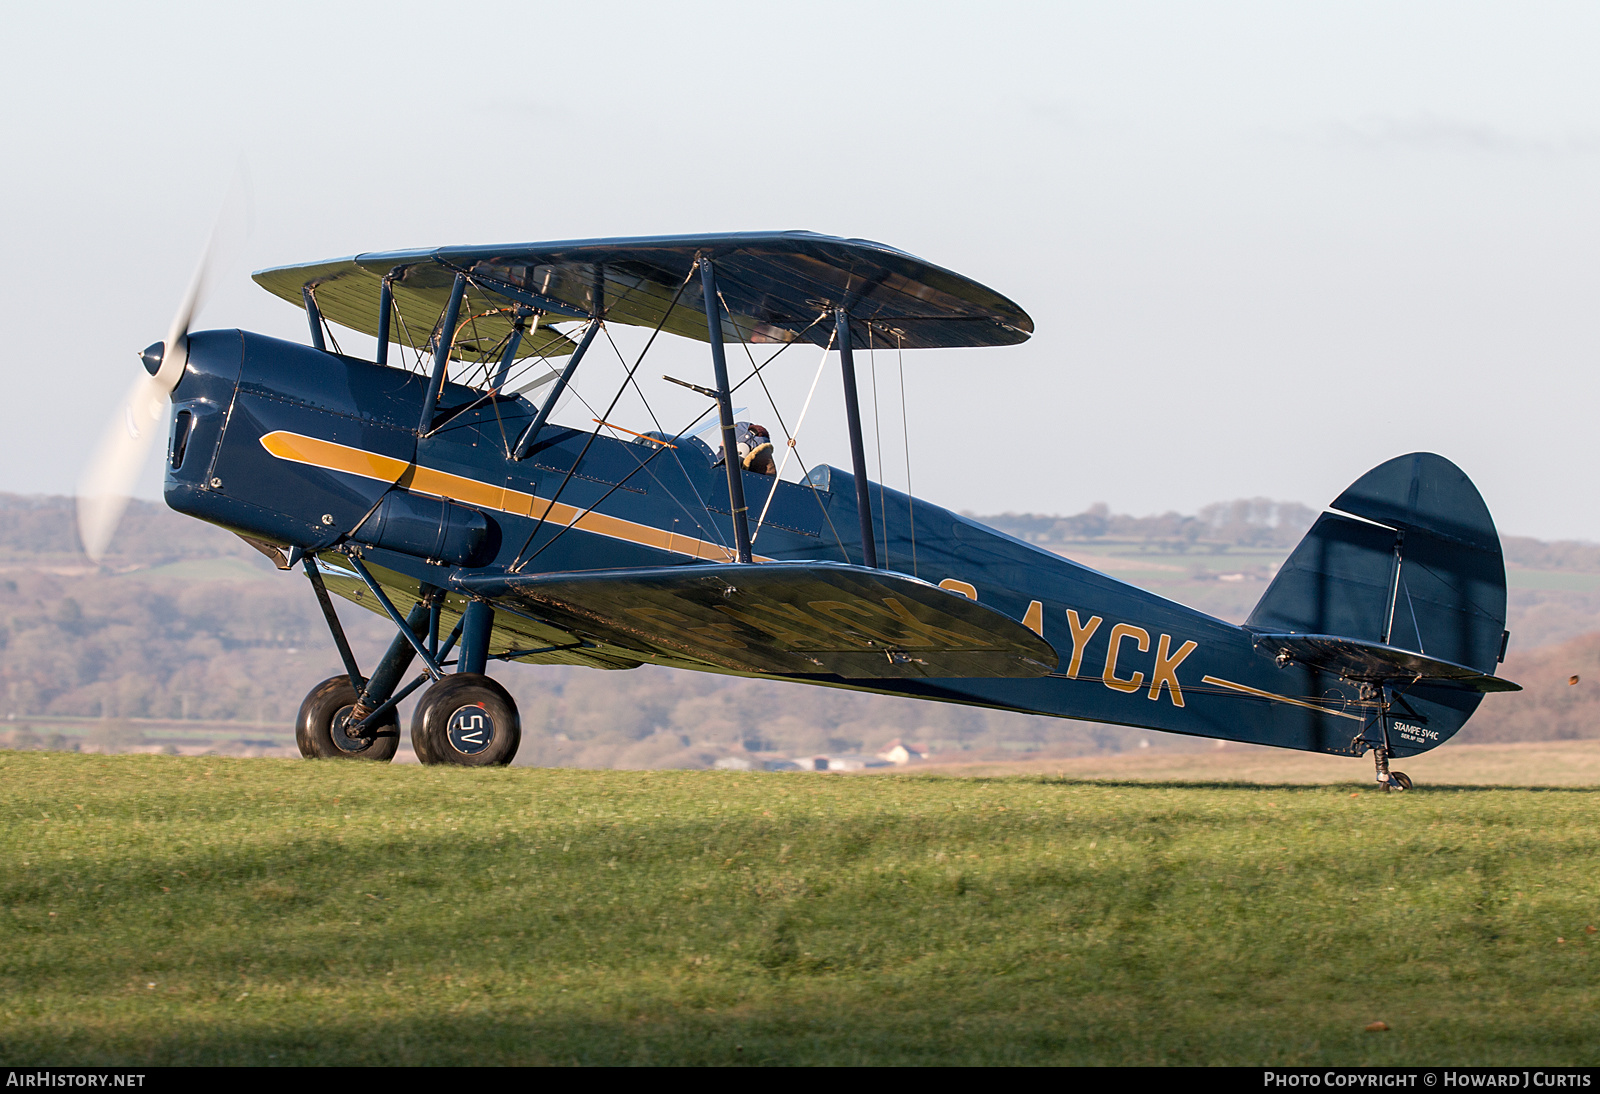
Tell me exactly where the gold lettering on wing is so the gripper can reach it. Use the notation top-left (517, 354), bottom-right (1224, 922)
top-left (1147, 634), bottom-right (1198, 707)
top-left (1065, 610), bottom-right (1102, 679)
top-left (621, 605), bottom-right (701, 651)
top-left (712, 604), bottom-right (826, 649)
top-left (626, 605), bottom-right (748, 651)
top-left (877, 597), bottom-right (997, 650)
top-left (1103, 623), bottom-right (1150, 694)
top-left (765, 602), bottom-right (877, 649)
top-left (807, 600), bottom-right (917, 647)
top-left (687, 622), bottom-right (748, 650)
top-left (625, 606), bottom-right (692, 630)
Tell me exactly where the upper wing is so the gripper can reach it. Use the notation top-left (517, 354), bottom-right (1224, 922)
top-left (251, 256), bottom-right (578, 364)
top-left (253, 231), bottom-right (1033, 353)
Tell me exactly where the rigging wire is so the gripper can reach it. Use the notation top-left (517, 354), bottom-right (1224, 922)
top-left (752, 330), bottom-right (834, 543)
top-left (725, 312), bottom-right (830, 399)
top-left (421, 305), bottom-right (579, 440)
top-left (485, 329), bottom-right (577, 458)
top-left (868, 325), bottom-right (889, 570)
top-left (508, 265), bottom-right (701, 571)
top-left (457, 292), bottom-right (492, 386)
top-left (716, 290), bottom-right (803, 455)
top-left (387, 285), bottom-right (425, 373)
top-left (517, 441), bottom-right (674, 567)
top-left (586, 324), bottom-right (732, 554)
top-left (897, 330), bottom-right (917, 577)
top-left (712, 298), bottom-right (852, 562)
top-left (306, 286), bottom-right (343, 356)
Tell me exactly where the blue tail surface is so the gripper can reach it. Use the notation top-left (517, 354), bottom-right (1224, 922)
top-left (1245, 452), bottom-right (1510, 752)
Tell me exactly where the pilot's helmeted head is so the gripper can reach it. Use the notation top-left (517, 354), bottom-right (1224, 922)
top-left (719, 421), bottom-right (775, 475)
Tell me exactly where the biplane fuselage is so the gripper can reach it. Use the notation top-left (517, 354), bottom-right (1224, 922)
top-left (163, 321), bottom-right (1508, 766)
top-left (79, 230), bottom-right (1511, 777)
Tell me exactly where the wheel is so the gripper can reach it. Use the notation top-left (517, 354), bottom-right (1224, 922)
top-left (1390, 771), bottom-right (1413, 791)
top-left (410, 673), bottom-right (521, 767)
top-left (295, 676), bottom-right (399, 762)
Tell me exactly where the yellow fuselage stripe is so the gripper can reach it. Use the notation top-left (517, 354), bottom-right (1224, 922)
top-left (258, 430), bottom-right (769, 563)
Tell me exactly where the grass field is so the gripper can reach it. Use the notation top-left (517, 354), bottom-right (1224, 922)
top-left (3, 751), bottom-right (1599, 1066)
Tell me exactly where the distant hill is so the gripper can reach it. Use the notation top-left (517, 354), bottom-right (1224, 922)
top-left (1459, 633), bottom-right (1600, 744)
top-left (973, 498), bottom-right (1319, 552)
top-left (0, 494), bottom-right (259, 568)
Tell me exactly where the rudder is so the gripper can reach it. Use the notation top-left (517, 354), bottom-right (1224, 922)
top-left (1247, 453), bottom-right (1508, 675)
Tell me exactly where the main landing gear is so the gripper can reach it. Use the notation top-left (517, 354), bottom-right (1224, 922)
top-left (296, 675), bottom-right (401, 761)
top-left (411, 674), bottom-right (521, 766)
top-left (295, 556), bottom-right (521, 766)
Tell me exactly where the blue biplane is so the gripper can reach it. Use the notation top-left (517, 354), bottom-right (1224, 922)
top-left (77, 231), bottom-right (1517, 789)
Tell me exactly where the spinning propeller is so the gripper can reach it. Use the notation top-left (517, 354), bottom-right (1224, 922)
top-left (75, 178), bottom-right (249, 563)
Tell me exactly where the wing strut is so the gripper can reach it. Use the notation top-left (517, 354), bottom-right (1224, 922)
top-left (836, 308), bottom-right (878, 568)
top-left (513, 318), bottom-right (600, 460)
top-left (375, 276), bottom-right (394, 366)
top-left (301, 555), bottom-right (363, 692)
top-left (302, 286), bottom-right (327, 352)
top-left (490, 307), bottom-right (536, 391)
top-left (700, 257), bottom-right (754, 563)
top-left (418, 273), bottom-right (468, 434)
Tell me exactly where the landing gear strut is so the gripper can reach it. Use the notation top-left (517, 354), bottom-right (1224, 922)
top-left (1359, 682), bottom-right (1412, 793)
top-left (298, 560), bottom-right (521, 767)
top-left (411, 600), bottom-right (521, 767)
top-left (1368, 744), bottom-right (1411, 792)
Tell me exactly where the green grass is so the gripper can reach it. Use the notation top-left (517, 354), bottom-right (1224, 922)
top-left (2, 753), bottom-right (1598, 1066)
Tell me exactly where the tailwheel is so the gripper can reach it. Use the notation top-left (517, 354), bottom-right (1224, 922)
top-left (411, 673), bottom-right (521, 767)
top-left (1390, 771), bottom-right (1413, 791)
top-left (296, 676), bottom-right (399, 762)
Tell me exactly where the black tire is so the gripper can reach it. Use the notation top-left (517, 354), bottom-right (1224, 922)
top-left (411, 674), bottom-right (521, 767)
top-left (295, 676), bottom-right (399, 762)
top-left (1390, 771), bottom-right (1413, 791)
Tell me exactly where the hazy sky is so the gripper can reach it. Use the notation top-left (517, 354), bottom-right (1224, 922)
top-left (6, 2), bottom-right (1599, 540)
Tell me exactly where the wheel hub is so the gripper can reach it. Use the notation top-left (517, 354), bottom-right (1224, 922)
top-left (447, 703), bottom-right (495, 755)
top-left (330, 704), bottom-right (373, 753)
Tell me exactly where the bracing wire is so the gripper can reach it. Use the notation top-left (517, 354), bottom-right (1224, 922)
top-left (517, 440), bottom-right (674, 568)
top-left (752, 330), bottom-right (835, 543)
top-left (897, 331), bottom-right (917, 577)
top-left (306, 286), bottom-right (343, 356)
top-left (594, 324), bottom-right (731, 554)
top-left (387, 286), bottom-right (425, 374)
top-left (711, 298), bottom-right (852, 562)
top-left (634, 299), bottom-right (847, 563)
top-left (716, 290), bottom-right (806, 458)
top-left (868, 325), bottom-right (889, 570)
top-left (508, 265), bottom-right (701, 571)
top-left (725, 311), bottom-right (831, 398)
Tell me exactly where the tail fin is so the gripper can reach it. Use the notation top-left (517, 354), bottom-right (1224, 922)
top-left (1247, 453), bottom-right (1508, 675)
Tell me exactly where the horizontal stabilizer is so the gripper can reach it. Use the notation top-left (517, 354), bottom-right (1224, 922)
top-left (1253, 633), bottom-right (1520, 693)
top-left (455, 561), bottom-right (1058, 680)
